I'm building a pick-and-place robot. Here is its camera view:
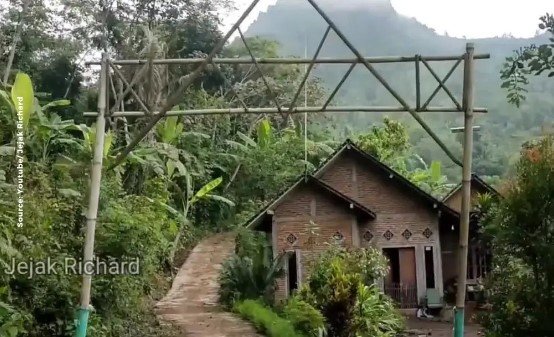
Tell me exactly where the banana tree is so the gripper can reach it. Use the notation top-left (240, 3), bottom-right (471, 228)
top-left (153, 176), bottom-right (234, 265)
top-left (1, 73), bottom-right (78, 163)
top-left (408, 160), bottom-right (455, 198)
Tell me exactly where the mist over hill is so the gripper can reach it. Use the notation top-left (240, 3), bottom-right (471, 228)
top-left (242, 0), bottom-right (554, 179)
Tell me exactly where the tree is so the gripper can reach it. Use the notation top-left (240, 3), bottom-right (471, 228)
top-left (481, 136), bottom-right (554, 337)
top-left (501, 13), bottom-right (554, 107)
top-left (356, 118), bottom-right (454, 197)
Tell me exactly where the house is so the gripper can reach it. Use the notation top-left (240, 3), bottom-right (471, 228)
top-left (246, 139), bottom-right (497, 308)
top-left (441, 174), bottom-right (498, 291)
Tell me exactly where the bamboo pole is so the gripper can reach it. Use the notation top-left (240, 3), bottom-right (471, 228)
top-left (75, 53), bottom-right (108, 337)
top-left (109, 61), bottom-right (152, 115)
top-left (289, 26), bottom-right (331, 110)
top-left (83, 105), bottom-right (488, 117)
top-left (3, 0), bottom-right (29, 84)
top-left (237, 27), bottom-right (283, 113)
top-left (421, 58), bottom-right (462, 110)
top-left (86, 54), bottom-right (490, 66)
top-left (306, 0), bottom-right (463, 167)
top-left (454, 42), bottom-right (476, 337)
top-left (421, 57), bottom-right (463, 110)
top-left (322, 62), bottom-right (357, 110)
top-left (109, 0), bottom-right (263, 169)
top-left (415, 55), bottom-right (421, 110)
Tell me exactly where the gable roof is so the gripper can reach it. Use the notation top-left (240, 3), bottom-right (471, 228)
top-left (313, 139), bottom-right (459, 217)
top-left (247, 139), bottom-right (459, 230)
top-left (247, 174), bottom-right (376, 231)
top-left (442, 174), bottom-right (500, 203)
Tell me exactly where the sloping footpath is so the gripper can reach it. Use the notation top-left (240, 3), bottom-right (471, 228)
top-left (155, 232), bottom-right (262, 337)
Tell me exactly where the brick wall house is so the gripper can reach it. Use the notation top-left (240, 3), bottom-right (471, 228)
top-left (441, 175), bottom-right (498, 289)
top-left (247, 140), bottom-right (496, 307)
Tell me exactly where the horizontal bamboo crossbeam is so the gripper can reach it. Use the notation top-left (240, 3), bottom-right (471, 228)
top-left (86, 54), bottom-right (490, 66)
top-left (84, 105), bottom-right (487, 117)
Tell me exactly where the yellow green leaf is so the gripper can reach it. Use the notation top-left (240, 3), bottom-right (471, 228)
top-left (10, 72), bottom-right (34, 129)
top-left (191, 177), bottom-right (223, 203)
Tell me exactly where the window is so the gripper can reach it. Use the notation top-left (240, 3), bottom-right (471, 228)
top-left (424, 246), bottom-right (436, 289)
top-left (287, 251), bottom-right (298, 295)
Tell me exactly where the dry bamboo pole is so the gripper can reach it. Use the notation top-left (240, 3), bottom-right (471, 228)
top-left (237, 27), bottom-right (283, 113)
top-left (421, 58), bottom-right (462, 110)
top-left (289, 26), bottom-right (331, 110)
top-left (454, 42), bottom-right (476, 337)
top-left (3, 0), bottom-right (29, 84)
top-left (75, 53), bottom-right (108, 337)
top-left (415, 55), bottom-right (421, 110)
top-left (109, 61), bottom-right (152, 115)
top-left (306, 0), bottom-right (463, 167)
top-left (421, 57), bottom-right (463, 110)
top-left (86, 54), bottom-right (490, 66)
top-left (83, 105), bottom-right (488, 117)
top-left (109, 0), bottom-right (263, 169)
top-left (322, 62), bottom-right (357, 110)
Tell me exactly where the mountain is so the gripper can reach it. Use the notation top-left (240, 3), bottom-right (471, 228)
top-left (243, 0), bottom-right (554, 179)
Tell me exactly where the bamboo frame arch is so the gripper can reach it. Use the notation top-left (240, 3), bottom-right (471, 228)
top-left (76, 1), bottom-right (487, 336)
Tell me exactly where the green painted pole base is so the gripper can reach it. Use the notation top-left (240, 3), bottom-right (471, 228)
top-left (453, 307), bottom-right (465, 337)
top-left (75, 308), bottom-right (90, 337)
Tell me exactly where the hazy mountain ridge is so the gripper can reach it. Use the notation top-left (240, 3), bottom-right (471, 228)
top-left (242, 0), bottom-right (553, 179)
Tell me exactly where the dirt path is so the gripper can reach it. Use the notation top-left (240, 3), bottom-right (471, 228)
top-left (406, 317), bottom-right (483, 336)
top-left (155, 232), bottom-right (262, 337)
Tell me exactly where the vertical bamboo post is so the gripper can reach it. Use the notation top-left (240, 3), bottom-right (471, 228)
top-left (415, 55), bottom-right (421, 111)
top-left (454, 42), bottom-right (475, 337)
top-left (75, 53), bottom-right (108, 337)
top-left (3, 0), bottom-right (29, 84)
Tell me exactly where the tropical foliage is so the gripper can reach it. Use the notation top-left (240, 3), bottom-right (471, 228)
top-left (282, 297), bottom-right (327, 337)
top-left (296, 247), bottom-right (404, 337)
top-left (219, 229), bottom-right (286, 306)
top-left (356, 117), bottom-right (455, 197)
top-left (480, 137), bottom-right (554, 337)
top-left (3, 0), bottom-right (552, 336)
top-left (233, 299), bottom-right (304, 337)
top-left (501, 14), bottom-right (554, 107)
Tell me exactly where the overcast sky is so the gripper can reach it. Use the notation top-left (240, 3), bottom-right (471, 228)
top-left (223, 0), bottom-right (554, 39)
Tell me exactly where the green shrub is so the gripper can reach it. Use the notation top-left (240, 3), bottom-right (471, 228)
top-left (353, 284), bottom-right (404, 337)
top-left (218, 253), bottom-right (285, 306)
top-left (233, 299), bottom-right (303, 337)
top-left (480, 138), bottom-right (554, 337)
top-left (219, 230), bottom-right (285, 306)
top-left (298, 247), bottom-right (404, 337)
top-left (306, 245), bottom-right (388, 286)
top-left (283, 297), bottom-right (326, 337)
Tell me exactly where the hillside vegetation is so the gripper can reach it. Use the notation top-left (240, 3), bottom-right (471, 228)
top-left (244, 0), bottom-right (554, 179)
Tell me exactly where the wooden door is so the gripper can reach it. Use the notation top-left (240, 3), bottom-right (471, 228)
top-left (399, 248), bottom-right (416, 286)
top-left (398, 247), bottom-right (417, 307)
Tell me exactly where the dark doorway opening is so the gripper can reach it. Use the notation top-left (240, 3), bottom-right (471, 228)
top-left (425, 246), bottom-right (436, 289)
top-left (383, 248), bottom-right (400, 284)
top-left (288, 252), bottom-right (298, 294)
top-left (383, 247), bottom-right (417, 308)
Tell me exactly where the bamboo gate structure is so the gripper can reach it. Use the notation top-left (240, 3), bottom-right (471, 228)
top-left (79, 1), bottom-right (489, 336)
